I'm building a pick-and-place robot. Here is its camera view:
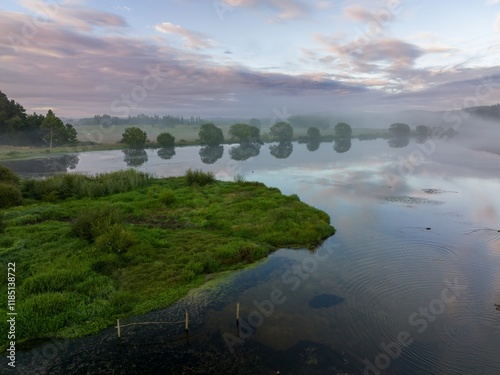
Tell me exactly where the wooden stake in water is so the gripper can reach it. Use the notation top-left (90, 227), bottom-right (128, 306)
top-left (117, 319), bottom-right (121, 338)
top-left (185, 311), bottom-right (189, 332)
top-left (236, 303), bottom-right (240, 326)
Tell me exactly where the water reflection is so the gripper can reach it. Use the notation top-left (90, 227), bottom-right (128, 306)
top-left (269, 141), bottom-right (293, 159)
top-left (157, 147), bottom-right (176, 160)
top-left (388, 135), bottom-right (410, 148)
top-left (333, 138), bottom-right (351, 153)
top-left (5, 139), bottom-right (500, 375)
top-left (229, 143), bottom-right (261, 161)
top-left (306, 139), bottom-right (320, 152)
top-left (2, 154), bottom-right (79, 176)
top-left (123, 149), bottom-right (148, 167)
top-left (199, 145), bottom-right (223, 164)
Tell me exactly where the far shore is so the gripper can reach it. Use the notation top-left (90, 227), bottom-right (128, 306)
top-left (0, 127), bottom-right (389, 162)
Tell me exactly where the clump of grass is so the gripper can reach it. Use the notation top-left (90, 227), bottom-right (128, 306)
top-left (21, 269), bottom-right (90, 295)
top-left (159, 189), bottom-right (176, 205)
top-left (233, 174), bottom-right (246, 183)
top-left (71, 204), bottom-right (124, 241)
top-left (185, 168), bottom-right (215, 186)
top-left (22, 169), bottom-right (151, 201)
top-left (94, 224), bottom-right (136, 254)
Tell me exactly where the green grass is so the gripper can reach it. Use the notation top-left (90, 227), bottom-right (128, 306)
top-left (185, 168), bottom-right (215, 186)
top-left (0, 173), bottom-right (335, 350)
top-left (21, 169), bottom-right (151, 201)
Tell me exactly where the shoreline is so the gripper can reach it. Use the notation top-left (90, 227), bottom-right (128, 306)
top-left (0, 172), bottom-right (335, 352)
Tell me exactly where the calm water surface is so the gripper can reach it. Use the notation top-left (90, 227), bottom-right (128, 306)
top-left (5, 139), bottom-right (500, 374)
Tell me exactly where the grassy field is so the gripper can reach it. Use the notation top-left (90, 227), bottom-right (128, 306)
top-left (75, 124), bottom-right (389, 144)
top-left (76, 124), bottom-right (221, 144)
top-left (0, 168), bottom-right (335, 350)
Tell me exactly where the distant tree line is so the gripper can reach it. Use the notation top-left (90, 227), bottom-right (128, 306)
top-left (464, 104), bottom-right (500, 120)
top-left (78, 114), bottom-right (205, 127)
top-left (0, 90), bottom-right (77, 147)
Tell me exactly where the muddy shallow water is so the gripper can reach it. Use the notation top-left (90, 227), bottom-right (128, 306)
top-left (4, 139), bottom-right (500, 374)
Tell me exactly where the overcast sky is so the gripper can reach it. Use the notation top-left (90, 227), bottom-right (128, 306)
top-left (1, 0), bottom-right (500, 118)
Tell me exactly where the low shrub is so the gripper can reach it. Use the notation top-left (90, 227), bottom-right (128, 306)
top-left (22, 170), bottom-right (151, 201)
top-left (233, 174), bottom-right (246, 183)
top-left (0, 183), bottom-right (22, 208)
top-left (0, 164), bottom-right (20, 185)
top-left (71, 205), bottom-right (124, 241)
top-left (21, 269), bottom-right (89, 295)
top-left (159, 190), bottom-right (176, 205)
top-left (94, 224), bottom-right (136, 254)
top-left (185, 168), bottom-right (215, 186)
top-left (0, 164), bottom-right (19, 185)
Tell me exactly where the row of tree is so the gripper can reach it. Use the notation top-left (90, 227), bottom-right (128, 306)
top-left (77, 114), bottom-right (205, 127)
top-left (0, 90), bottom-right (77, 147)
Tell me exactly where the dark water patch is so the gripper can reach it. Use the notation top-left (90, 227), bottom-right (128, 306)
top-left (421, 188), bottom-right (458, 194)
top-left (308, 294), bottom-right (345, 308)
top-left (378, 195), bottom-right (445, 206)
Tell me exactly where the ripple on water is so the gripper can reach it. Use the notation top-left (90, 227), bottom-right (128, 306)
top-left (421, 188), bottom-right (458, 194)
top-left (464, 228), bottom-right (500, 243)
top-left (378, 195), bottom-right (445, 206)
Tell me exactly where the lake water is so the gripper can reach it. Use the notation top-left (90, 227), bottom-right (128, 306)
top-left (5, 138), bottom-right (500, 374)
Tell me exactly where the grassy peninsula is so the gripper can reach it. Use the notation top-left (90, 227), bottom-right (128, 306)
top-left (0, 168), bottom-right (335, 350)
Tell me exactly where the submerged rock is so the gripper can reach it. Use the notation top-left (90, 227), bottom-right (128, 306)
top-left (308, 294), bottom-right (345, 308)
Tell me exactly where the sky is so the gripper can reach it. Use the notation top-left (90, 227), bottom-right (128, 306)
top-left (1, 0), bottom-right (500, 118)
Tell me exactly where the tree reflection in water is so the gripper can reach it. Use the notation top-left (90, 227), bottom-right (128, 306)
top-left (2, 154), bottom-right (79, 176)
top-left (157, 147), bottom-right (176, 160)
top-left (199, 145), bottom-right (223, 164)
top-left (229, 143), bottom-right (260, 161)
top-left (388, 136), bottom-right (410, 148)
top-left (306, 139), bottom-right (320, 152)
top-left (269, 141), bottom-right (293, 159)
top-left (333, 138), bottom-right (351, 153)
top-left (123, 149), bottom-right (148, 167)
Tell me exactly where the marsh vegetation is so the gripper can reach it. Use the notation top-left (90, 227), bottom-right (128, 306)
top-left (0, 167), bottom-right (334, 350)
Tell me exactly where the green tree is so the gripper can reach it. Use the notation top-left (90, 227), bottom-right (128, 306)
top-left (270, 121), bottom-right (293, 142)
top-left (229, 123), bottom-right (261, 144)
top-left (41, 110), bottom-right (72, 148)
top-left (199, 123), bottom-right (224, 146)
top-left (157, 132), bottom-right (175, 148)
top-left (25, 113), bottom-right (45, 145)
top-left (121, 127), bottom-right (148, 148)
top-left (334, 122), bottom-right (352, 138)
top-left (389, 123), bottom-right (410, 137)
top-left (307, 127), bottom-right (320, 140)
top-left (64, 123), bottom-right (78, 145)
